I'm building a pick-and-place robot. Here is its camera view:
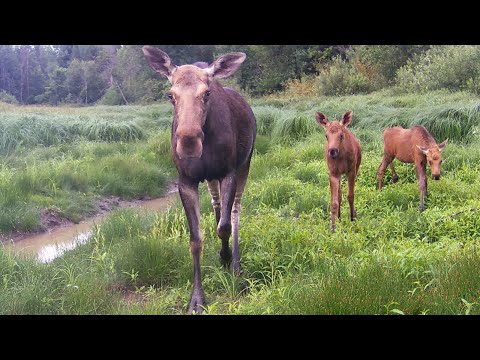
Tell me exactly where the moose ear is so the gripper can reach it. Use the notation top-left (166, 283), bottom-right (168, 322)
top-left (416, 145), bottom-right (429, 155)
top-left (340, 111), bottom-right (353, 127)
top-left (206, 52), bottom-right (246, 79)
top-left (438, 139), bottom-right (448, 151)
top-left (142, 46), bottom-right (177, 83)
top-left (315, 112), bottom-right (329, 128)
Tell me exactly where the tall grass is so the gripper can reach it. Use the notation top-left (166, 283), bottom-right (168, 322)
top-left (253, 90), bottom-right (480, 144)
top-left (0, 103), bottom-right (176, 233)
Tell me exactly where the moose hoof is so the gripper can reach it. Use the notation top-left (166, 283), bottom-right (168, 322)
top-left (419, 206), bottom-right (425, 212)
top-left (232, 259), bottom-right (242, 276)
top-left (219, 248), bottom-right (232, 267)
top-left (391, 176), bottom-right (399, 183)
top-left (188, 288), bottom-right (206, 314)
top-left (331, 224), bottom-right (336, 233)
top-left (351, 210), bottom-right (357, 220)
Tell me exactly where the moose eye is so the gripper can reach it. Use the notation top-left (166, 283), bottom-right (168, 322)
top-left (167, 93), bottom-right (174, 102)
top-left (340, 134), bottom-right (344, 141)
top-left (204, 90), bottom-right (211, 98)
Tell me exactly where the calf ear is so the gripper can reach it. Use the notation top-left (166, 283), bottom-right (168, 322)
top-left (340, 111), bottom-right (353, 126)
top-left (416, 145), bottom-right (429, 155)
top-left (315, 112), bottom-right (329, 128)
top-left (206, 52), bottom-right (246, 79)
top-left (438, 139), bottom-right (448, 151)
top-left (142, 46), bottom-right (177, 83)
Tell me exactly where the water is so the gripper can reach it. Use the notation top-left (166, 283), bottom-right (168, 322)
top-left (6, 191), bottom-right (178, 263)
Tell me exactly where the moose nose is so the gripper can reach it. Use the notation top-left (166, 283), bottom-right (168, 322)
top-left (432, 175), bottom-right (440, 180)
top-left (176, 131), bottom-right (204, 159)
top-left (329, 149), bottom-right (339, 159)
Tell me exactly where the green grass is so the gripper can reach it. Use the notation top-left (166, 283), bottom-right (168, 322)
top-left (1, 90), bottom-right (480, 314)
top-left (0, 104), bottom-right (176, 233)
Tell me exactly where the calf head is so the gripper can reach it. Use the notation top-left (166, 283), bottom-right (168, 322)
top-left (315, 111), bottom-right (353, 160)
top-left (143, 46), bottom-right (246, 160)
top-left (417, 139), bottom-right (448, 180)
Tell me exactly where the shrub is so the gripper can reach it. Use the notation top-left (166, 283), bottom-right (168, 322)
top-left (396, 45), bottom-right (480, 94)
top-left (0, 90), bottom-right (18, 104)
top-left (316, 57), bottom-right (371, 96)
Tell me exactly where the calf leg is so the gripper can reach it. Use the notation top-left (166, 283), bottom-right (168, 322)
top-left (329, 175), bottom-right (341, 233)
top-left (389, 162), bottom-right (399, 183)
top-left (377, 154), bottom-right (393, 191)
top-left (178, 179), bottom-right (205, 314)
top-left (217, 172), bottom-right (237, 267)
top-left (415, 165), bottom-right (427, 212)
top-left (337, 179), bottom-right (342, 220)
top-left (347, 172), bottom-right (357, 220)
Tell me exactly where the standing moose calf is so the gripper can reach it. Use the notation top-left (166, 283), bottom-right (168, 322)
top-left (143, 46), bottom-right (256, 314)
top-left (315, 111), bottom-right (362, 233)
top-left (377, 125), bottom-right (447, 211)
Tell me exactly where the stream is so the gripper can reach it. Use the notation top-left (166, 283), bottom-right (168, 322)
top-left (5, 191), bottom-right (179, 263)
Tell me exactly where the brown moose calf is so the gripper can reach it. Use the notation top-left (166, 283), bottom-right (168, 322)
top-left (315, 111), bottom-right (362, 233)
top-left (377, 125), bottom-right (447, 212)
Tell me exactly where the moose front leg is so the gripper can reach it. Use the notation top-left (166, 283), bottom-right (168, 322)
top-left (217, 172), bottom-right (237, 267)
top-left (178, 179), bottom-right (205, 314)
top-left (415, 165), bottom-right (427, 212)
top-left (329, 175), bottom-right (341, 233)
top-left (347, 173), bottom-right (357, 220)
top-left (230, 163), bottom-right (250, 275)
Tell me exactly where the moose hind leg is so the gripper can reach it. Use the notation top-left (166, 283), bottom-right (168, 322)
top-left (389, 162), bottom-right (399, 183)
top-left (207, 180), bottom-right (221, 225)
top-left (217, 173), bottom-right (237, 267)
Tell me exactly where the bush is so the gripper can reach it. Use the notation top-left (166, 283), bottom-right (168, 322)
top-left (347, 45), bottom-right (430, 90)
top-left (316, 57), bottom-right (371, 96)
top-left (0, 90), bottom-right (18, 104)
top-left (396, 45), bottom-right (480, 94)
top-left (97, 87), bottom-right (125, 106)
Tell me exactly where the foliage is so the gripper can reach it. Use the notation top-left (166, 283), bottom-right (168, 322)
top-left (316, 56), bottom-right (371, 96)
top-left (396, 45), bottom-right (480, 94)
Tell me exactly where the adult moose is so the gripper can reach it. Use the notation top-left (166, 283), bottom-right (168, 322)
top-left (377, 125), bottom-right (447, 212)
top-left (315, 111), bottom-right (362, 233)
top-left (143, 46), bottom-right (256, 314)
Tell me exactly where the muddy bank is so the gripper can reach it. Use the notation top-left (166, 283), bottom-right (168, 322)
top-left (0, 182), bottom-right (178, 245)
top-left (1, 182), bottom-right (179, 262)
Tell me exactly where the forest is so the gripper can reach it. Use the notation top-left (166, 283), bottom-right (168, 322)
top-left (2, 45), bottom-right (479, 106)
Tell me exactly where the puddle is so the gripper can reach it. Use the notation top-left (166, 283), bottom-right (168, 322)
top-left (5, 189), bottom-right (178, 263)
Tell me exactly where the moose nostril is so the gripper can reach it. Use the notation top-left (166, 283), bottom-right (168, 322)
top-left (329, 149), bottom-right (338, 158)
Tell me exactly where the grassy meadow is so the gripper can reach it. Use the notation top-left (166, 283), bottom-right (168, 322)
top-left (1, 89), bottom-right (480, 314)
